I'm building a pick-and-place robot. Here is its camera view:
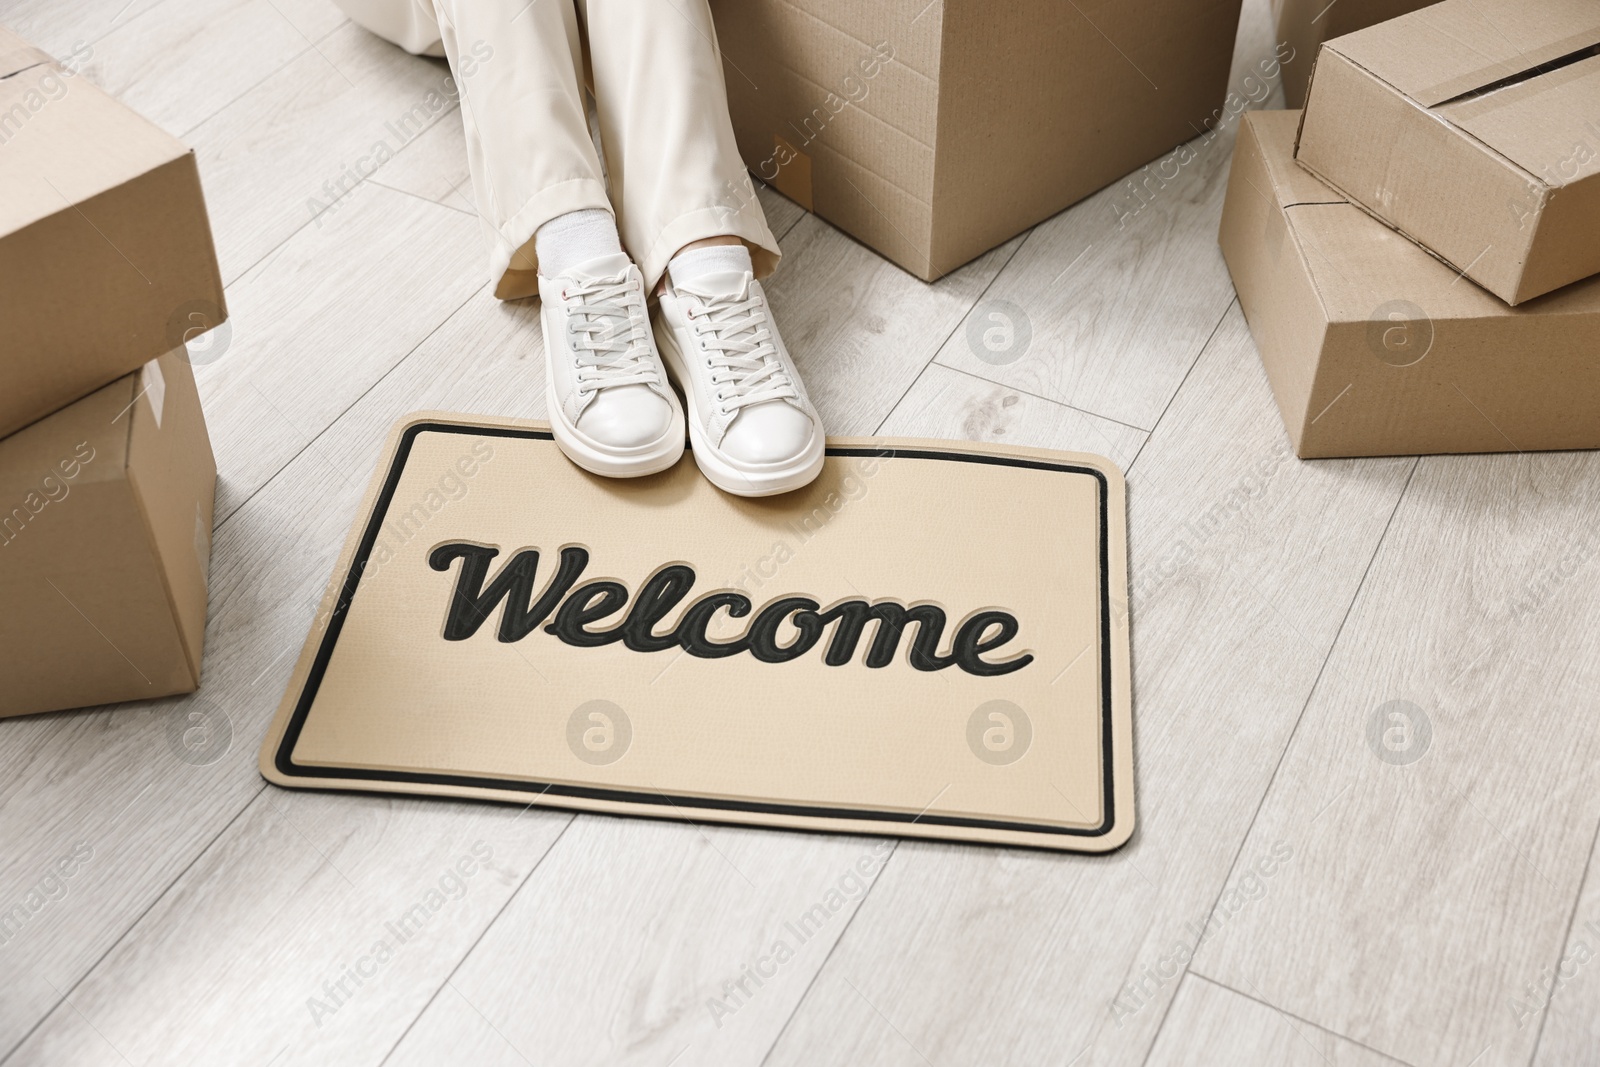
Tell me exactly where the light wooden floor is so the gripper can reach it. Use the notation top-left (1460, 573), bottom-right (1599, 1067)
top-left (3, 1), bottom-right (1598, 1064)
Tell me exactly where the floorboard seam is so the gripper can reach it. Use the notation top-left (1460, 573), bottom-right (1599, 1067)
top-left (1125, 297), bottom-right (1234, 477)
top-left (936, 362), bottom-right (1154, 436)
top-left (1526, 813), bottom-right (1600, 1065)
top-left (1187, 971), bottom-right (1419, 1066)
top-left (1134, 455), bottom-right (1421, 1066)
top-left (365, 178), bottom-right (476, 217)
top-left (375, 814), bottom-right (577, 1066)
top-left (214, 91), bottom-right (459, 288)
top-left (753, 840), bottom-right (904, 1067)
top-left (211, 280), bottom-right (487, 534)
top-left (0, 782), bottom-right (267, 1066)
top-left (869, 238), bottom-right (1028, 436)
top-left (176, 25), bottom-right (347, 141)
top-left (769, 204), bottom-right (806, 244)
top-left (78, 0), bottom-right (176, 49)
top-left (179, 42), bottom-right (316, 140)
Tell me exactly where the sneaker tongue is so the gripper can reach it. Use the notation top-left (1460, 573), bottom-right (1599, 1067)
top-left (562, 252), bottom-right (634, 283)
top-left (678, 270), bottom-right (751, 299)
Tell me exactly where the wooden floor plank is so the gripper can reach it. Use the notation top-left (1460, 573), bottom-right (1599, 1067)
top-left (1531, 825), bottom-right (1600, 1065)
top-left (0, 707), bottom-right (264, 1059)
top-left (194, 178), bottom-right (481, 522)
top-left (0, 286), bottom-right (546, 1063)
top-left (186, 21), bottom-right (462, 283)
top-left (385, 819), bottom-right (895, 1067)
top-left (1190, 449), bottom-right (1600, 1067)
top-left (877, 363), bottom-right (1146, 470)
top-left (0, 0), bottom-right (169, 56)
top-left (927, 0), bottom-right (1280, 432)
top-left (365, 108), bottom-right (475, 216)
top-left (75, 0), bottom-right (344, 137)
top-left (756, 307), bottom-right (1414, 1067)
top-left (928, 136), bottom-right (1235, 432)
top-left (760, 217), bottom-right (1020, 436)
top-left (1148, 976), bottom-right (1409, 1067)
top-left (8, 792), bottom-right (570, 1067)
top-left (754, 182), bottom-right (807, 244)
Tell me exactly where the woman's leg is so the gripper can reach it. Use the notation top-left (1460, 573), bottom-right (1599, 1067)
top-left (424, 0), bottom-right (684, 476)
top-left (335, 0), bottom-right (624, 294)
top-left (578, 0), bottom-right (779, 290)
top-left (430, 0), bottom-right (614, 299)
top-left (581, 0), bottom-right (823, 497)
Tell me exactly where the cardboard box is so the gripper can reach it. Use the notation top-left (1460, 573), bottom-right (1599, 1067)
top-left (709, 0), bottom-right (1244, 281)
top-left (0, 23), bottom-right (227, 438)
top-left (1296, 0), bottom-right (1600, 305)
top-left (0, 348), bottom-right (217, 717)
top-left (1273, 0), bottom-right (1437, 109)
top-left (1221, 109), bottom-right (1600, 458)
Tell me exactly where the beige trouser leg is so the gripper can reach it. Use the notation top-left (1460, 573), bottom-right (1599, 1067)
top-left (332, 0), bottom-right (779, 300)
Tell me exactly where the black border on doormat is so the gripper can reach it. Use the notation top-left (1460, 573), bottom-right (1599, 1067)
top-left (274, 422), bottom-right (1117, 839)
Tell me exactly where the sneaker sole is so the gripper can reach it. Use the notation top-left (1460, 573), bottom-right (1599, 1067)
top-left (653, 319), bottom-right (825, 498)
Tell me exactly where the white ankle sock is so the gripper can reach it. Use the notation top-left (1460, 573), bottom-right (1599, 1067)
top-left (669, 243), bottom-right (754, 290)
top-left (536, 209), bottom-right (623, 278)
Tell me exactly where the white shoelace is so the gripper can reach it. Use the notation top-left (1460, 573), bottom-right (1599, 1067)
top-left (688, 288), bottom-right (799, 412)
top-left (563, 276), bottom-right (660, 398)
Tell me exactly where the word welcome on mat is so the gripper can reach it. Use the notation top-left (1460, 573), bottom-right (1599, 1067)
top-left (260, 415), bottom-right (1134, 852)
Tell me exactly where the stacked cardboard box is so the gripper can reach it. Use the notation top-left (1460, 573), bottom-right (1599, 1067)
top-left (1222, 0), bottom-right (1600, 457)
top-left (709, 0), bottom-right (1245, 281)
top-left (0, 26), bottom-right (225, 716)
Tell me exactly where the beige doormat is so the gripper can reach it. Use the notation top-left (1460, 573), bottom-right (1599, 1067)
top-left (260, 414), bottom-right (1133, 852)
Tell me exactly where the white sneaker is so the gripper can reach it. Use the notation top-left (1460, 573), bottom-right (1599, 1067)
top-left (653, 270), bottom-right (824, 497)
top-left (539, 253), bottom-right (685, 478)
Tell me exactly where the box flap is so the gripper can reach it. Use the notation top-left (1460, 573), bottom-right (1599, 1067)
top-left (1330, 0), bottom-right (1600, 107)
top-left (1439, 52), bottom-right (1600, 184)
top-left (0, 63), bottom-right (191, 237)
top-left (125, 350), bottom-right (216, 688)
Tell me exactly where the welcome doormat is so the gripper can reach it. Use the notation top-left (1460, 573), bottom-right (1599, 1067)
top-left (260, 414), bottom-right (1134, 852)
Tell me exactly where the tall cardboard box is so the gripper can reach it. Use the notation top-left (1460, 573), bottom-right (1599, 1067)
top-left (1296, 0), bottom-right (1600, 305)
top-left (1221, 110), bottom-right (1600, 458)
top-left (709, 0), bottom-right (1244, 281)
top-left (0, 24), bottom-right (227, 438)
top-left (0, 349), bottom-right (217, 717)
top-left (1273, 0), bottom-right (1437, 108)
